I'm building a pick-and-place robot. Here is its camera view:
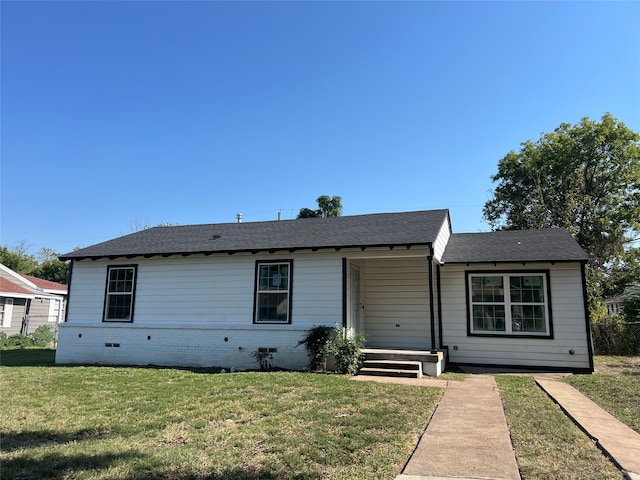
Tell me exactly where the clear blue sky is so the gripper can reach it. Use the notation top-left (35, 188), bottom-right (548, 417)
top-left (2, 1), bottom-right (639, 256)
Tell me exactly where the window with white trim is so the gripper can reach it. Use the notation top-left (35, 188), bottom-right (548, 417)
top-left (467, 272), bottom-right (552, 337)
top-left (254, 260), bottom-right (292, 324)
top-left (103, 265), bottom-right (137, 322)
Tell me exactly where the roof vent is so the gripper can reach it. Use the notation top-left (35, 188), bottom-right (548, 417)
top-left (211, 235), bottom-right (221, 240)
top-left (236, 213), bottom-right (243, 223)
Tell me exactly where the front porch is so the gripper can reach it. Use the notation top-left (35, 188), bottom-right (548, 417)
top-left (358, 348), bottom-right (448, 378)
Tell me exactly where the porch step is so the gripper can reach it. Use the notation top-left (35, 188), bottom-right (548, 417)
top-left (359, 359), bottom-right (423, 379)
top-left (357, 349), bottom-right (448, 378)
top-left (358, 367), bottom-right (422, 379)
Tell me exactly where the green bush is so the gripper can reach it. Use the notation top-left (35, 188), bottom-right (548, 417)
top-left (298, 325), bottom-right (366, 375)
top-left (297, 325), bottom-right (334, 371)
top-left (622, 293), bottom-right (640, 323)
top-left (31, 325), bottom-right (55, 347)
top-left (4, 334), bottom-right (35, 348)
top-left (329, 327), bottom-right (367, 376)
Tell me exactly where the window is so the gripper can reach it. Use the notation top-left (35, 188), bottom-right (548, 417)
top-left (0, 298), bottom-right (13, 327)
top-left (467, 271), bottom-right (552, 337)
top-left (254, 260), bottom-right (292, 324)
top-left (103, 265), bottom-right (137, 322)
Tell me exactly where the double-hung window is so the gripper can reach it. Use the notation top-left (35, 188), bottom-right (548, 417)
top-left (467, 271), bottom-right (552, 337)
top-left (103, 265), bottom-right (137, 322)
top-left (254, 260), bottom-right (292, 324)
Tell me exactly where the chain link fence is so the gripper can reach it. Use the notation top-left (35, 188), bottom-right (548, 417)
top-left (591, 321), bottom-right (640, 355)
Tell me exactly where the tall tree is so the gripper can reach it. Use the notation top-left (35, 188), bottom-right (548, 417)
top-left (297, 195), bottom-right (343, 218)
top-left (483, 114), bottom-right (640, 316)
top-left (484, 113), bottom-right (640, 272)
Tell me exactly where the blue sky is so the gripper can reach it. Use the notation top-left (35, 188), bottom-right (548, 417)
top-left (2, 1), bottom-right (639, 256)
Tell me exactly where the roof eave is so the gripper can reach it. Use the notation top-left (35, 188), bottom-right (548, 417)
top-left (63, 242), bottom-right (434, 261)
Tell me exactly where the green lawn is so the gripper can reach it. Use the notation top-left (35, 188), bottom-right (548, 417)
top-left (0, 349), bottom-right (441, 480)
top-left (564, 355), bottom-right (640, 434)
top-left (496, 375), bottom-right (623, 480)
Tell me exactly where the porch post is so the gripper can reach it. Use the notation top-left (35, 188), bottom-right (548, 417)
top-left (427, 246), bottom-right (436, 351)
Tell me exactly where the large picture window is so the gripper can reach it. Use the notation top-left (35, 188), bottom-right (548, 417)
top-left (254, 260), bottom-right (292, 324)
top-left (466, 271), bottom-right (552, 337)
top-left (103, 265), bottom-right (137, 322)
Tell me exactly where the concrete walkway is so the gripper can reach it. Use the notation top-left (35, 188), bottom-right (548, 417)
top-left (536, 378), bottom-right (640, 480)
top-left (397, 375), bottom-right (521, 480)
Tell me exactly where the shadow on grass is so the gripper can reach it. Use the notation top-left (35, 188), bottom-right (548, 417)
top-left (0, 348), bottom-right (307, 377)
top-left (1, 428), bottom-right (109, 453)
top-left (3, 450), bottom-right (318, 480)
top-left (2, 451), bottom-right (149, 480)
top-left (0, 348), bottom-right (56, 366)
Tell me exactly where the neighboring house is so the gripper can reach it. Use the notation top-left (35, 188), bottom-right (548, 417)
top-left (56, 210), bottom-right (593, 373)
top-left (605, 285), bottom-right (640, 316)
top-left (0, 264), bottom-right (68, 336)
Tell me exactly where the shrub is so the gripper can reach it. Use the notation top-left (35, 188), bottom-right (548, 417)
top-left (4, 334), bottom-right (35, 348)
top-left (250, 349), bottom-right (274, 371)
top-left (622, 292), bottom-right (640, 323)
top-left (298, 325), bottom-right (366, 375)
top-left (329, 327), bottom-right (367, 376)
top-left (297, 325), bottom-right (334, 371)
top-left (31, 325), bottom-right (55, 347)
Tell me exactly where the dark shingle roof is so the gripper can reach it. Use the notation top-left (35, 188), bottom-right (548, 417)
top-left (441, 228), bottom-right (588, 264)
top-left (61, 210), bottom-right (451, 260)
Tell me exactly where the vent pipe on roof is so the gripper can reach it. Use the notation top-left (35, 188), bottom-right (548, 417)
top-left (278, 210), bottom-right (281, 221)
top-left (236, 213), bottom-right (243, 223)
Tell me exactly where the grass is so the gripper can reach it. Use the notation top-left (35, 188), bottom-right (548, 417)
top-left (564, 355), bottom-right (640, 434)
top-left (0, 349), bottom-right (441, 480)
top-left (496, 375), bottom-right (623, 480)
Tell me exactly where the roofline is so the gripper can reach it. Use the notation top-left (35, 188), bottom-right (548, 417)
top-left (0, 263), bottom-right (39, 289)
top-left (0, 291), bottom-right (36, 299)
top-left (61, 242), bottom-right (434, 261)
top-left (440, 259), bottom-right (588, 265)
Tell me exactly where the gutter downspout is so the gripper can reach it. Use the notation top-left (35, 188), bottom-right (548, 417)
top-left (427, 246), bottom-right (436, 351)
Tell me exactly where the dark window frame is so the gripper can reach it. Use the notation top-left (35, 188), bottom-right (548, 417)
top-left (465, 270), bottom-right (554, 339)
top-left (253, 259), bottom-right (293, 324)
top-left (102, 264), bottom-right (138, 323)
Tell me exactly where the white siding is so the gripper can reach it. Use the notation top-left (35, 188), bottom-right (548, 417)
top-left (362, 257), bottom-right (432, 350)
top-left (432, 215), bottom-right (451, 262)
top-left (440, 262), bottom-right (591, 370)
top-left (58, 251), bottom-right (344, 369)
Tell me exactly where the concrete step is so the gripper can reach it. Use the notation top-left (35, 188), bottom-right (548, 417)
top-left (362, 359), bottom-right (422, 371)
top-left (362, 348), bottom-right (443, 364)
top-left (358, 367), bottom-right (422, 379)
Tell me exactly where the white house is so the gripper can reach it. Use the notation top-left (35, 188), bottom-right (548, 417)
top-left (56, 210), bottom-right (593, 374)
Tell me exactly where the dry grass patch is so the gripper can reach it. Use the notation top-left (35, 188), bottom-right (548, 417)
top-left (1, 349), bottom-right (440, 479)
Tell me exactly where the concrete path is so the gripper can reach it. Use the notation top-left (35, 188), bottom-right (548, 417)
top-left (536, 378), bottom-right (640, 480)
top-left (397, 375), bottom-right (520, 480)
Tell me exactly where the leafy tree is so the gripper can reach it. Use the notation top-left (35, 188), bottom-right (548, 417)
top-left (33, 259), bottom-right (69, 284)
top-left (1, 244), bottom-right (69, 284)
top-left (0, 243), bottom-right (38, 274)
top-left (297, 195), bottom-right (343, 218)
top-left (603, 246), bottom-right (640, 298)
top-left (483, 114), bottom-right (640, 315)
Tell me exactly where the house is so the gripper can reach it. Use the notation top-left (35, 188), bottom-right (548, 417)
top-left (0, 263), bottom-right (68, 336)
top-left (605, 285), bottom-right (640, 316)
top-left (55, 210), bottom-right (593, 374)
